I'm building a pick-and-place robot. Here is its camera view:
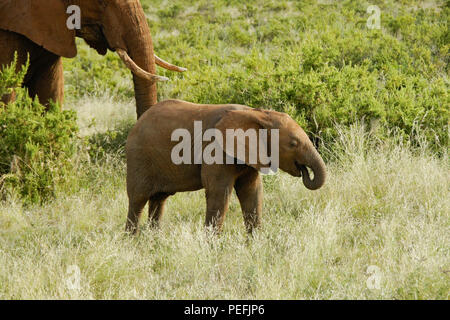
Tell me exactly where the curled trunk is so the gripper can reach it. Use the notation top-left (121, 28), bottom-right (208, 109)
top-left (300, 147), bottom-right (326, 190)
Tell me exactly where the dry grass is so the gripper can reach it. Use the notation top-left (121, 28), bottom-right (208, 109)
top-left (0, 100), bottom-right (448, 299)
top-left (67, 96), bottom-right (136, 137)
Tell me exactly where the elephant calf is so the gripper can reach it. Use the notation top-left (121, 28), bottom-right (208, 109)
top-left (126, 99), bottom-right (326, 234)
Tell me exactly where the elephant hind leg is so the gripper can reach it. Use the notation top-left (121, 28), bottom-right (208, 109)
top-left (126, 194), bottom-right (148, 235)
top-left (126, 159), bottom-right (157, 234)
top-left (147, 192), bottom-right (173, 228)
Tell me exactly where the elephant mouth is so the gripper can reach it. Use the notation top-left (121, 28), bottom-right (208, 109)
top-left (294, 161), bottom-right (306, 177)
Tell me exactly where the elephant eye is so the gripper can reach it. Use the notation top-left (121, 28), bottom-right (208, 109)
top-left (289, 140), bottom-right (298, 148)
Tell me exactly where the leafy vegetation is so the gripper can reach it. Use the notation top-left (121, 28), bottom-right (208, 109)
top-left (65, 0), bottom-right (449, 148)
top-left (0, 57), bottom-right (79, 204)
top-left (0, 124), bottom-right (448, 299)
top-left (0, 0), bottom-right (448, 299)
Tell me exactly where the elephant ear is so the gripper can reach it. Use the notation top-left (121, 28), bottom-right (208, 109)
top-left (215, 109), bottom-right (275, 172)
top-left (0, 0), bottom-right (77, 58)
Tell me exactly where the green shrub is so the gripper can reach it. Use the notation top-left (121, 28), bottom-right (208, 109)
top-left (62, 0), bottom-right (448, 149)
top-left (63, 39), bottom-right (133, 102)
top-left (87, 120), bottom-right (134, 162)
top-left (143, 0), bottom-right (449, 149)
top-left (0, 54), bottom-right (28, 103)
top-left (0, 56), bottom-right (79, 204)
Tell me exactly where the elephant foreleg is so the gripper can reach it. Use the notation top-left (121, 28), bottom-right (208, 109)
top-left (0, 30), bottom-right (30, 106)
top-left (234, 169), bottom-right (263, 234)
top-left (27, 54), bottom-right (64, 109)
top-left (202, 165), bottom-right (235, 233)
top-left (204, 183), bottom-right (234, 233)
top-left (1, 90), bottom-right (16, 106)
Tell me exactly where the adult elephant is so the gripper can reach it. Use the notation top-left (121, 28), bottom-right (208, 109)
top-left (0, 0), bottom-right (186, 118)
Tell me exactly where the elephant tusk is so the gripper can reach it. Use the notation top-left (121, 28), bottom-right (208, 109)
top-left (154, 55), bottom-right (187, 72)
top-left (116, 48), bottom-right (169, 82)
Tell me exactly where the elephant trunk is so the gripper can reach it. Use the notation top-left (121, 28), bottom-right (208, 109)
top-left (109, 1), bottom-right (186, 118)
top-left (131, 58), bottom-right (158, 118)
top-left (121, 2), bottom-right (159, 118)
top-left (299, 146), bottom-right (326, 190)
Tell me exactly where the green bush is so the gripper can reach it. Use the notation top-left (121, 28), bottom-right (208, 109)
top-left (87, 119), bottom-right (134, 161)
top-left (0, 56), bottom-right (79, 204)
top-left (142, 0), bottom-right (449, 149)
top-left (62, 0), bottom-right (448, 149)
top-left (63, 39), bottom-right (133, 102)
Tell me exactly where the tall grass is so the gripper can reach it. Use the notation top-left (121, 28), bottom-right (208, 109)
top-left (0, 0), bottom-right (448, 299)
top-left (0, 109), bottom-right (448, 298)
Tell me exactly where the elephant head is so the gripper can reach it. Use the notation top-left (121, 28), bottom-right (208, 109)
top-left (215, 109), bottom-right (326, 190)
top-left (0, 0), bottom-right (186, 117)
